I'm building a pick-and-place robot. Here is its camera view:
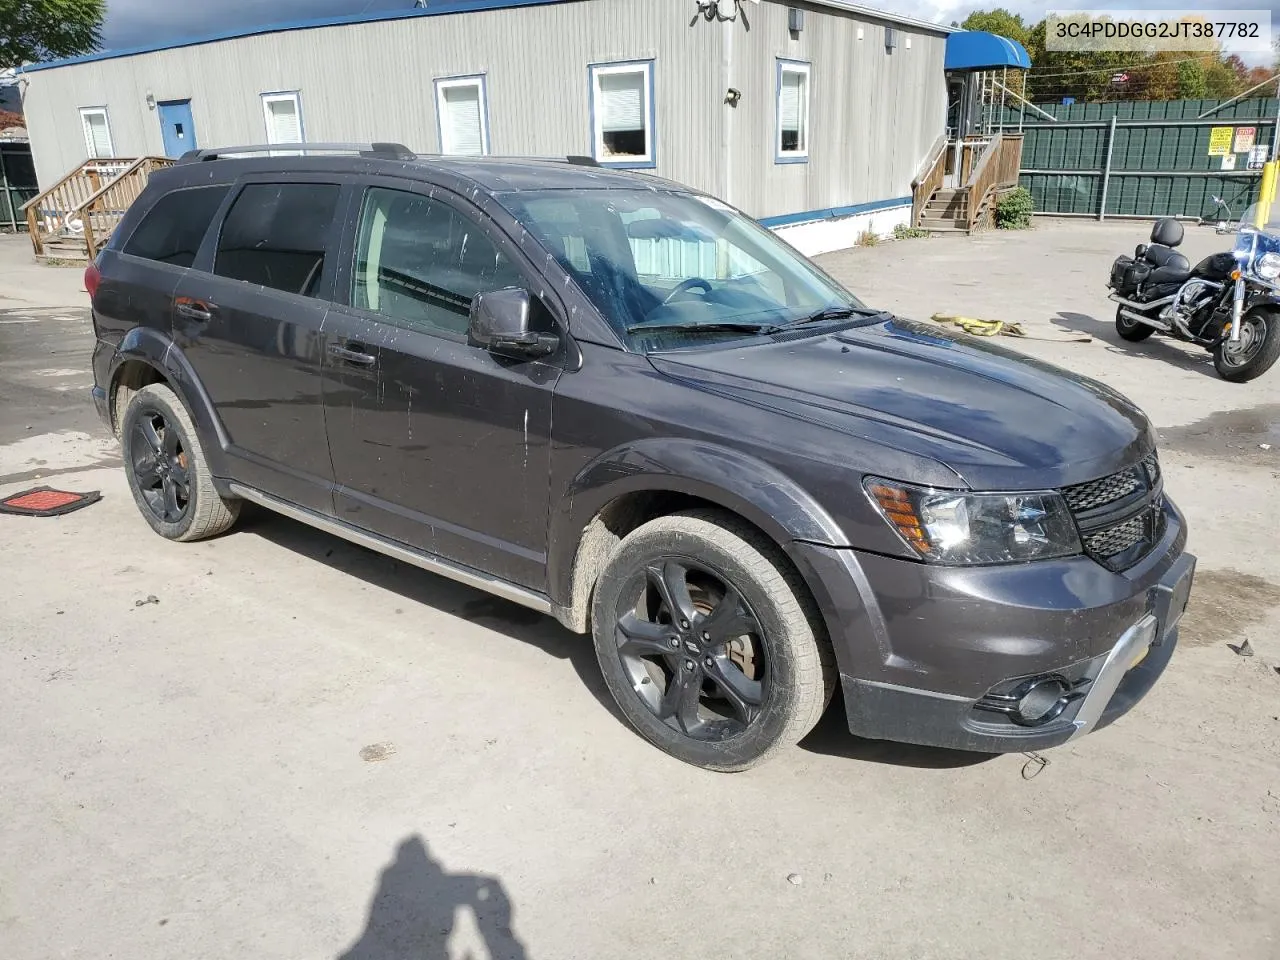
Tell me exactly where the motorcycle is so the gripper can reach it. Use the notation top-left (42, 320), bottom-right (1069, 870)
top-left (1106, 206), bottom-right (1280, 382)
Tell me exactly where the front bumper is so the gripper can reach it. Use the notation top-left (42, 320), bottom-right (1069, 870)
top-left (791, 496), bottom-right (1194, 753)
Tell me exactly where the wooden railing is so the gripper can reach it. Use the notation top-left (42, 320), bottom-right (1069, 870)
top-left (79, 156), bottom-right (174, 258)
top-left (965, 134), bottom-right (1024, 231)
top-left (910, 136), bottom-right (948, 226)
top-left (22, 156), bottom-right (172, 258)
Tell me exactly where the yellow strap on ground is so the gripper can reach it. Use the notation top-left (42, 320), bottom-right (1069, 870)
top-left (931, 313), bottom-right (1091, 343)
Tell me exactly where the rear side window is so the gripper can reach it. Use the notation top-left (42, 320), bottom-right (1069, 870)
top-left (214, 183), bottom-right (340, 297)
top-left (122, 185), bottom-right (229, 267)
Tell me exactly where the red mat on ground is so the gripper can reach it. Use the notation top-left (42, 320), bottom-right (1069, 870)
top-left (0, 487), bottom-right (102, 517)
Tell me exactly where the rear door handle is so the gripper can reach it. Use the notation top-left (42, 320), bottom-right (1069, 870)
top-left (174, 297), bottom-right (214, 322)
top-left (327, 342), bottom-right (377, 366)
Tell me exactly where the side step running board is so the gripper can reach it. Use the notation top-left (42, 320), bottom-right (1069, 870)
top-left (227, 483), bottom-right (554, 614)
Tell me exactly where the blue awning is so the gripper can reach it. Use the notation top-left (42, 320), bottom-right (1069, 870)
top-left (945, 31), bottom-right (1032, 71)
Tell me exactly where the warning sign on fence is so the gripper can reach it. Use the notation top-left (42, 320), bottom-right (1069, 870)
top-left (1249, 144), bottom-right (1271, 169)
top-left (1234, 127), bottom-right (1257, 153)
top-left (1209, 127), bottom-right (1234, 156)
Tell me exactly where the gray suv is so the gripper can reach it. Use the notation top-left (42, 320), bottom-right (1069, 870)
top-left (86, 143), bottom-right (1195, 770)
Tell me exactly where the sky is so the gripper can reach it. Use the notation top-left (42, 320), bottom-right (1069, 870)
top-left (101, 0), bottom-right (1278, 62)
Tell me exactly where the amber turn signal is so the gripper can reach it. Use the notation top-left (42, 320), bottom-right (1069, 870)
top-left (866, 482), bottom-right (930, 554)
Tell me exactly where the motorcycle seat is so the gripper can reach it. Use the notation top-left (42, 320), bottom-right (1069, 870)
top-left (1147, 251), bottom-right (1191, 286)
top-left (1145, 244), bottom-right (1179, 266)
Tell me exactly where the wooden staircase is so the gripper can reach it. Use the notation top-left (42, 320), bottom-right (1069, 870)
top-left (23, 156), bottom-right (175, 262)
top-left (911, 134), bottom-right (1023, 236)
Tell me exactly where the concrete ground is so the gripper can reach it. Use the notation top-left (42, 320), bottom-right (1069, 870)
top-left (1, 221), bottom-right (1278, 960)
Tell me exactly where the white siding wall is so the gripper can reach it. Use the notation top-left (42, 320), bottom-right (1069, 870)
top-left (21, 0), bottom-right (947, 231)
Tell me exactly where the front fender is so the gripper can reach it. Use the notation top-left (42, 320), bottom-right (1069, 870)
top-left (548, 437), bottom-right (851, 615)
top-left (110, 327), bottom-right (231, 478)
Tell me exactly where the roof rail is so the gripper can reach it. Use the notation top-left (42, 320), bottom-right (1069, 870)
top-left (177, 142), bottom-right (417, 163)
top-left (565, 155), bottom-right (600, 167)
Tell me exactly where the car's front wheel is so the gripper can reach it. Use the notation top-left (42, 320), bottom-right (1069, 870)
top-left (121, 383), bottom-right (239, 541)
top-left (591, 510), bottom-right (835, 771)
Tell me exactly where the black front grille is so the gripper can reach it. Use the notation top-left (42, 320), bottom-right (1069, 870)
top-left (1063, 453), bottom-right (1164, 571)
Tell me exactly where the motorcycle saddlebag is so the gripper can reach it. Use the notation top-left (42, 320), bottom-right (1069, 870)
top-left (1111, 255), bottom-right (1151, 295)
top-left (1110, 255), bottom-right (1134, 291)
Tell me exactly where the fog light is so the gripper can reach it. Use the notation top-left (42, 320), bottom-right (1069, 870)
top-left (1015, 677), bottom-right (1070, 726)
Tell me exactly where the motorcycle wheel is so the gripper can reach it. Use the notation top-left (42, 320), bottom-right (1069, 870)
top-left (1115, 306), bottom-right (1155, 342)
top-left (1214, 308), bottom-right (1280, 383)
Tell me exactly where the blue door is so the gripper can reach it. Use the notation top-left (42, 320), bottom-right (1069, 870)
top-left (157, 100), bottom-right (196, 157)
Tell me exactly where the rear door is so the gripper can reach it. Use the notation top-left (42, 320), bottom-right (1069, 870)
top-left (93, 182), bottom-right (229, 349)
top-left (172, 177), bottom-right (347, 513)
top-left (320, 179), bottom-right (565, 589)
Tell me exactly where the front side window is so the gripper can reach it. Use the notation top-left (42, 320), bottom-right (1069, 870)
top-left (214, 182), bottom-right (340, 297)
top-left (777, 61), bottom-right (811, 162)
top-left (590, 61), bottom-right (654, 167)
top-left (123, 185), bottom-right (229, 267)
top-left (261, 92), bottom-right (304, 145)
top-left (80, 107), bottom-right (113, 158)
top-left (351, 187), bottom-right (524, 337)
top-left (501, 189), bottom-right (862, 350)
top-left (436, 76), bottom-right (489, 156)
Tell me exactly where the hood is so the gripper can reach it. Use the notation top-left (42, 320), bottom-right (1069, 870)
top-left (647, 317), bottom-right (1156, 491)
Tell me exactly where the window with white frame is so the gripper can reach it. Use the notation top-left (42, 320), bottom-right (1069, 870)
top-left (435, 76), bottom-right (489, 156)
top-left (777, 61), bottom-right (811, 162)
top-left (79, 107), bottom-right (114, 159)
top-left (261, 92), bottom-right (304, 145)
top-left (590, 61), bottom-right (654, 166)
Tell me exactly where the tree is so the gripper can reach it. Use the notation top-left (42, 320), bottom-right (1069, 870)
top-left (0, 0), bottom-right (104, 69)
top-left (1176, 59), bottom-right (1208, 99)
top-left (960, 8), bottom-right (1030, 47)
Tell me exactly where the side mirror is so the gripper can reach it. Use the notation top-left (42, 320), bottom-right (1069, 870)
top-left (467, 287), bottom-right (559, 359)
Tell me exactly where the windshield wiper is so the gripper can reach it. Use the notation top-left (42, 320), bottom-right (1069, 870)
top-left (625, 321), bottom-right (782, 335)
top-left (775, 305), bottom-right (891, 330)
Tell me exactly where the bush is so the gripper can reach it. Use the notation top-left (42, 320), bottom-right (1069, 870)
top-left (893, 223), bottom-right (930, 240)
top-left (995, 187), bottom-right (1034, 229)
top-left (857, 228), bottom-right (879, 247)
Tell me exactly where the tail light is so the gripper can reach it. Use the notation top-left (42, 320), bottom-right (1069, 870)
top-left (84, 261), bottom-right (102, 301)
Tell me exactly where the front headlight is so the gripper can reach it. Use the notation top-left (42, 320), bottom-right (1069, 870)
top-left (865, 478), bottom-right (1081, 565)
top-left (1255, 252), bottom-right (1280, 280)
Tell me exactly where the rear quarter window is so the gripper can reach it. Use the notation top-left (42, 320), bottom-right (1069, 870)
top-left (121, 185), bottom-right (230, 268)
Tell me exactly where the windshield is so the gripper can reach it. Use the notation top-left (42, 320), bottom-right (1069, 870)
top-left (499, 189), bottom-right (868, 349)
top-left (1238, 201), bottom-right (1280, 235)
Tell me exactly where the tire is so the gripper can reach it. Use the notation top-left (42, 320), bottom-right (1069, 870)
top-left (121, 383), bottom-right (239, 541)
top-left (1214, 308), bottom-right (1280, 383)
top-left (1115, 306), bottom-right (1155, 342)
top-left (590, 509), bottom-right (836, 772)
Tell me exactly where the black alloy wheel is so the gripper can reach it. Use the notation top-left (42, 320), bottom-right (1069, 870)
top-left (130, 407), bottom-right (192, 524)
top-left (614, 557), bottom-right (768, 742)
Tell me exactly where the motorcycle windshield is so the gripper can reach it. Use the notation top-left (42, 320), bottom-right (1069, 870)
top-left (1238, 202), bottom-right (1280, 236)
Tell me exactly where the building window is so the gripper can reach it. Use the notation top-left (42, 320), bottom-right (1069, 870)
top-left (261, 92), bottom-right (304, 145)
top-left (590, 60), bottom-right (654, 168)
top-left (435, 76), bottom-right (489, 156)
top-left (79, 107), bottom-right (114, 159)
top-left (776, 60), bottom-right (811, 163)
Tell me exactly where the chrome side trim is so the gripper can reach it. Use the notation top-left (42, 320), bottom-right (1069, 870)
top-left (1069, 614), bottom-right (1158, 739)
top-left (227, 483), bottom-right (553, 614)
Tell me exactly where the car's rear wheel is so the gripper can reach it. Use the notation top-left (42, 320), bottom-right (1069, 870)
top-left (121, 384), bottom-right (239, 541)
top-left (591, 510), bottom-right (834, 771)
top-left (1115, 306), bottom-right (1155, 342)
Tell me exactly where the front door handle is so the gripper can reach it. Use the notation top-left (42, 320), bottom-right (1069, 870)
top-left (174, 297), bottom-right (214, 322)
top-left (327, 342), bottom-right (377, 366)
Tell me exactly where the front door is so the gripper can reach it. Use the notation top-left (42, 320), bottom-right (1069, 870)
top-left (174, 178), bottom-right (347, 513)
top-left (320, 181), bottom-right (564, 589)
top-left (157, 100), bottom-right (197, 158)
